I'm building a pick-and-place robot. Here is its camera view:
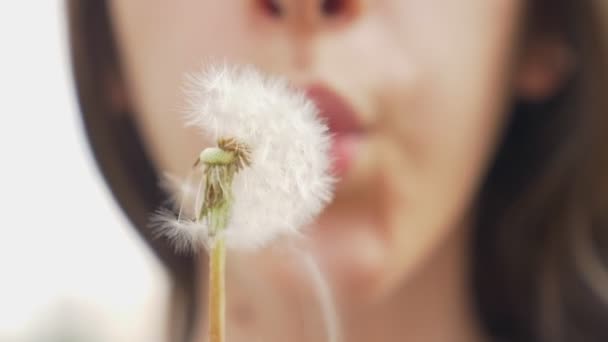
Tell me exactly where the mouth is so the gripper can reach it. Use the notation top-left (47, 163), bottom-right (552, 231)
top-left (304, 84), bottom-right (365, 178)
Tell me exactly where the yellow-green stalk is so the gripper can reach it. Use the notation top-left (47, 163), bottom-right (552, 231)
top-left (196, 138), bottom-right (250, 342)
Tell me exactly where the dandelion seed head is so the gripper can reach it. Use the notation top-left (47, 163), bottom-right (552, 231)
top-left (159, 63), bottom-right (334, 250)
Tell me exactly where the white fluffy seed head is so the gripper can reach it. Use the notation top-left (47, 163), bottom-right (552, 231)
top-left (156, 64), bottom-right (334, 251)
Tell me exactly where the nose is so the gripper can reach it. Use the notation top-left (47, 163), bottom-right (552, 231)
top-left (256, 0), bottom-right (360, 33)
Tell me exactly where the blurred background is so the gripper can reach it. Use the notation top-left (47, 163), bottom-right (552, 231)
top-left (0, 2), bottom-right (169, 341)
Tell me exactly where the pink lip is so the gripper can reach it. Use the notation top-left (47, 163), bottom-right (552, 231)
top-left (304, 84), bottom-right (364, 178)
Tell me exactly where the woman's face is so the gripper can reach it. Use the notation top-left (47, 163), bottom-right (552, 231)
top-left (110, 0), bottom-right (521, 312)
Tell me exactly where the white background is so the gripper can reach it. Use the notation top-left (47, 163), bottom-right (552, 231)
top-left (0, 2), bottom-right (169, 341)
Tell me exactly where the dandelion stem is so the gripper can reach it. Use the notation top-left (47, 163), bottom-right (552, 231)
top-left (204, 182), bottom-right (230, 342)
top-left (208, 236), bottom-right (226, 342)
top-left (301, 252), bottom-right (341, 342)
top-left (197, 144), bottom-right (247, 342)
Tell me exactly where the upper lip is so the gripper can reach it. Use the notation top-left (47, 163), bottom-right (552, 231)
top-left (304, 84), bottom-right (365, 135)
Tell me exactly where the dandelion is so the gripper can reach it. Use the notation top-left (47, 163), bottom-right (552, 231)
top-left (153, 63), bottom-right (335, 342)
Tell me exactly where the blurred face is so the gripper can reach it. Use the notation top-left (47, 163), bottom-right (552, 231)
top-left (110, 0), bottom-right (522, 336)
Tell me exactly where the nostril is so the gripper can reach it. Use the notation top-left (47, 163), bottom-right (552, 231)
top-left (321, 0), bottom-right (347, 17)
top-left (257, 0), bottom-right (282, 18)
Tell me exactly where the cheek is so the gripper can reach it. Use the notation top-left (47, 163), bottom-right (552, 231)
top-left (109, 0), bottom-right (274, 177)
top-left (371, 0), bottom-right (522, 292)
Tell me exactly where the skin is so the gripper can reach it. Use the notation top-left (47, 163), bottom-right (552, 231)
top-left (108, 1), bottom-right (567, 341)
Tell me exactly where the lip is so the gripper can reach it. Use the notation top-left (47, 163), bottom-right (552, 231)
top-left (304, 84), bottom-right (365, 178)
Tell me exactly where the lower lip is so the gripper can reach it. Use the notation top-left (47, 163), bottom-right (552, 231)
top-left (331, 133), bottom-right (362, 178)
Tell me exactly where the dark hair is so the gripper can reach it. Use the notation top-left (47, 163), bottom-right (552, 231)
top-left (66, 2), bottom-right (197, 341)
top-left (67, 1), bottom-right (608, 341)
top-left (474, 1), bottom-right (608, 341)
